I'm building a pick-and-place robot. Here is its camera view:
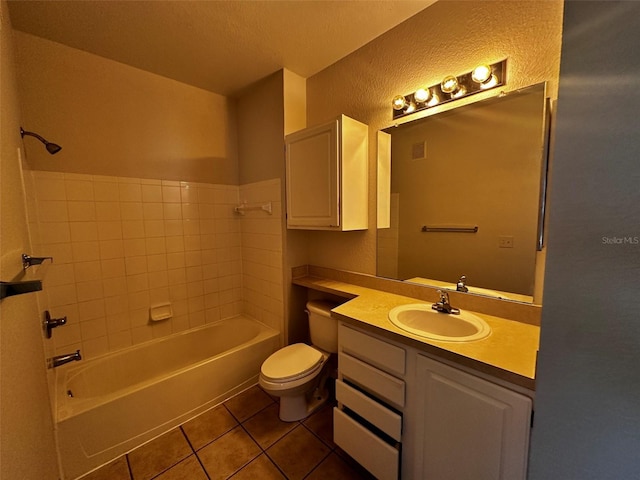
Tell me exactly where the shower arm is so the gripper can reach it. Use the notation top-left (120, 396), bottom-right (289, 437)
top-left (20, 128), bottom-right (48, 144)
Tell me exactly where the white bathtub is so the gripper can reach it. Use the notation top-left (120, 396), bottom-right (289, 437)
top-left (55, 315), bottom-right (280, 480)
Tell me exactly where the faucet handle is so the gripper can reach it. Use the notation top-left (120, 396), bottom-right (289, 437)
top-left (437, 289), bottom-right (449, 303)
top-left (456, 275), bottom-right (469, 293)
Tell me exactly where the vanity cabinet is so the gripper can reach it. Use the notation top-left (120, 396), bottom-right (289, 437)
top-left (285, 115), bottom-right (368, 230)
top-left (335, 323), bottom-right (405, 480)
top-left (411, 354), bottom-right (532, 480)
top-left (335, 322), bottom-right (533, 480)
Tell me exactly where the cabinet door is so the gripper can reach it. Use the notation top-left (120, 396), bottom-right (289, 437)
top-left (414, 355), bottom-right (532, 480)
top-left (286, 120), bottom-right (339, 228)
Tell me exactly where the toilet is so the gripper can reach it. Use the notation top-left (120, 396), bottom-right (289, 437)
top-left (259, 300), bottom-right (338, 421)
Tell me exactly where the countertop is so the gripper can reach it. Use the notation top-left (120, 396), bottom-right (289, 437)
top-left (293, 275), bottom-right (539, 390)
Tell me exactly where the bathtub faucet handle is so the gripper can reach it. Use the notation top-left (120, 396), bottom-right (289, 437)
top-left (43, 310), bottom-right (67, 338)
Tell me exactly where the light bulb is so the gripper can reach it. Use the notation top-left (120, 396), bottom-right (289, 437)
top-left (480, 74), bottom-right (498, 89)
top-left (392, 95), bottom-right (407, 111)
top-left (414, 88), bottom-right (431, 104)
top-left (472, 65), bottom-right (492, 84)
top-left (427, 93), bottom-right (440, 107)
top-left (441, 75), bottom-right (459, 94)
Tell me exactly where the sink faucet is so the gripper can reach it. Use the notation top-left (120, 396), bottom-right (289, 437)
top-left (456, 275), bottom-right (469, 293)
top-left (48, 350), bottom-right (81, 368)
top-left (432, 290), bottom-right (460, 315)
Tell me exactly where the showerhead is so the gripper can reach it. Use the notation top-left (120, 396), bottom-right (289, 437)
top-left (46, 142), bottom-right (62, 155)
top-left (20, 127), bottom-right (62, 155)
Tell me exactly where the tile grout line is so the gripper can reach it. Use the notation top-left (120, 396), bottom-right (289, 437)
top-left (301, 449), bottom-right (333, 480)
top-left (125, 454), bottom-right (134, 480)
top-left (179, 425), bottom-right (212, 480)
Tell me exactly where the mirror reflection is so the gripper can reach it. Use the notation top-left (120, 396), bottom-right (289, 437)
top-left (377, 83), bottom-right (550, 304)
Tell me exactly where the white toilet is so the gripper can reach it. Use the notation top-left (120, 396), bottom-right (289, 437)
top-left (259, 300), bottom-right (338, 421)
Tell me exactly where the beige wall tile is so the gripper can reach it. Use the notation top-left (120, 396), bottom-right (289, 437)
top-left (97, 221), bottom-right (123, 240)
top-left (70, 222), bottom-right (98, 242)
top-left (94, 181), bottom-right (119, 201)
top-left (99, 239), bottom-right (124, 259)
top-left (65, 179), bottom-right (94, 201)
top-left (38, 200), bottom-right (68, 222)
top-left (163, 203), bottom-right (182, 220)
top-left (74, 261), bottom-right (102, 282)
top-left (142, 184), bottom-right (163, 203)
top-left (162, 185), bottom-right (181, 202)
top-left (68, 201), bottom-right (96, 221)
top-left (101, 258), bottom-right (127, 278)
top-left (95, 202), bottom-right (121, 221)
top-left (78, 299), bottom-right (106, 320)
top-left (120, 202), bottom-right (143, 220)
top-left (122, 220), bottom-right (145, 239)
top-left (143, 203), bottom-right (164, 220)
top-left (118, 183), bottom-right (142, 202)
top-left (126, 256), bottom-right (148, 276)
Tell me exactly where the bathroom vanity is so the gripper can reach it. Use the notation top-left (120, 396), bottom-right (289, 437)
top-left (293, 268), bottom-right (538, 480)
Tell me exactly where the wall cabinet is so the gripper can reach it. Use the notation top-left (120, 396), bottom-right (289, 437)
top-left (285, 115), bottom-right (368, 230)
top-left (411, 354), bottom-right (532, 480)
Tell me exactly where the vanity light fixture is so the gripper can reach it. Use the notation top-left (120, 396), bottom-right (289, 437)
top-left (391, 59), bottom-right (507, 119)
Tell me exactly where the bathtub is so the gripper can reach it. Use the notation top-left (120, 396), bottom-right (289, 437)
top-left (55, 315), bottom-right (280, 480)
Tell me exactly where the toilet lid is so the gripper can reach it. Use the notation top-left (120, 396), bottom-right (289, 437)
top-left (261, 343), bottom-right (324, 382)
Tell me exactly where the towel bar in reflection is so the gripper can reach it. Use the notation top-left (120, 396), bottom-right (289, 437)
top-left (421, 225), bottom-right (478, 233)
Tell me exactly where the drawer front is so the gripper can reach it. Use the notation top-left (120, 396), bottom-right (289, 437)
top-left (339, 324), bottom-right (405, 376)
top-left (334, 408), bottom-right (399, 480)
top-left (339, 352), bottom-right (405, 408)
top-left (336, 380), bottom-right (402, 441)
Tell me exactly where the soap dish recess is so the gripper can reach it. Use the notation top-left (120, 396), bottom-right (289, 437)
top-left (149, 303), bottom-right (172, 322)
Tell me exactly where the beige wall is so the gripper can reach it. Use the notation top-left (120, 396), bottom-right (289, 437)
top-left (14, 32), bottom-right (238, 184)
top-left (237, 71), bottom-right (285, 185)
top-left (305, 0), bottom-right (564, 275)
top-left (0, 1), bottom-right (59, 477)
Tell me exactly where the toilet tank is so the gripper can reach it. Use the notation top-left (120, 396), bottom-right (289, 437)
top-left (306, 300), bottom-right (339, 353)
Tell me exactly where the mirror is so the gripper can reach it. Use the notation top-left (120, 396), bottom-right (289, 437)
top-left (377, 83), bottom-right (550, 304)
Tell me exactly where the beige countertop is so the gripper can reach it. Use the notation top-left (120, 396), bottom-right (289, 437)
top-left (294, 275), bottom-right (539, 390)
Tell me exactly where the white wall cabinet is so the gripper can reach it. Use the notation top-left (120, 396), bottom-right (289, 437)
top-left (411, 354), bottom-right (532, 480)
top-left (285, 115), bottom-right (368, 230)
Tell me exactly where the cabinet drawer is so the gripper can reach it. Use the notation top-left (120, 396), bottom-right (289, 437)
top-left (339, 324), bottom-right (405, 376)
top-left (336, 380), bottom-right (402, 441)
top-left (334, 408), bottom-right (399, 480)
top-left (339, 352), bottom-right (405, 408)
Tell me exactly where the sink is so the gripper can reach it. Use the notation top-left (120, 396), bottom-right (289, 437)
top-left (388, 304), bottom-right (491, 342)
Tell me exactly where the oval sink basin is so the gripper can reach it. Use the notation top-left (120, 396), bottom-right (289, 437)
top-left (388, 304), bottom-right (491, 342)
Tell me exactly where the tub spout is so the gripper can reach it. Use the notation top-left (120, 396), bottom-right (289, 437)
top-left (48, 350), bottom-right (81, 368)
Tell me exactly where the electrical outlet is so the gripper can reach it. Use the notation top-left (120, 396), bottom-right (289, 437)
top-left (498, 236), bottom-right (514, 248)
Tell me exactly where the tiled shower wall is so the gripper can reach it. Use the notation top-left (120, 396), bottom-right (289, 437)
top-left (28, 171), bottom-right (283, 360)
top-left (239, 179), bottom-right (284, 334)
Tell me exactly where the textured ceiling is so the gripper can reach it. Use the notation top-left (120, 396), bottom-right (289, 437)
top-left (7, 0), bottom-right (435, 96)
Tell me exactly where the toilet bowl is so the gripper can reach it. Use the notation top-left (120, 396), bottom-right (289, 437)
top-left (259, 300), bottom-right (338, 421)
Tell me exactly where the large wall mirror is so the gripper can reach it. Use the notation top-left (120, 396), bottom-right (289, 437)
top-left (377, 83), bottom-right (550, 304)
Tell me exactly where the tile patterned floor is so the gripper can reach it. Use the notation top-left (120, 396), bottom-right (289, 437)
top-left (80, 385), bottom-right (374, 480)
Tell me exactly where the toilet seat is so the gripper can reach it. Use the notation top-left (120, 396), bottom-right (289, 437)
top-left (261, 343), bottom-right (324, 383)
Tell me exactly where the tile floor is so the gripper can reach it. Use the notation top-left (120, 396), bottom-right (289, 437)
top-left (81, 385), bottom-right (374, 480)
